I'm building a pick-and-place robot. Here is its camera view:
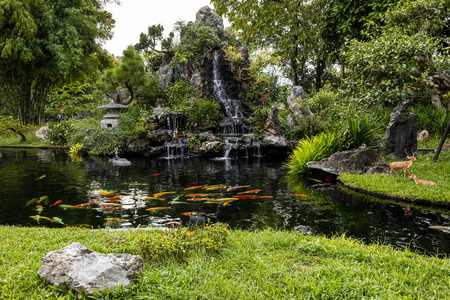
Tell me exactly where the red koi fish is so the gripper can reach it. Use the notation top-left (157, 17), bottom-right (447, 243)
top-left (182, 212), bottom-right (198, 215)
top-left (288, 194), bottom-right (308, 197)
top-left (255, 196), bottom-right (273, 198)
top-left (50, 200), bottom-right (62, 207)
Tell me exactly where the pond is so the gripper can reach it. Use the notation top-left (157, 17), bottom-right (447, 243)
top-left (1, 148), bottom-right (449, 256)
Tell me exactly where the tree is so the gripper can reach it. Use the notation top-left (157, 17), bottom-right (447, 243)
top-left (0, 0), bottom-right (116, 124)
top-left (95, 47), bottom-right (159, 107)
top-left (210, 0), bottom-right (327, 91)
top-left (342, 0), bottom-right (450, 107)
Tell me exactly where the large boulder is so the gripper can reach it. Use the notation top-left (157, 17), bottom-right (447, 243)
top-left (35, 126), bottom-right (49, 142)
top-left (196, 6), bottom-right (224, 31)
top-left (158, 65), bottom-right (173, 91)
top-left (287, 86), bottom-right (313, 117)
top-left (384, 106), bottom-right (418, 158)
top-left (37, 242), bottom-right (143, 295)
top-left (307, 148), bottom-right (390, 176)
top-left (263, 105), bottom-right (284, 137)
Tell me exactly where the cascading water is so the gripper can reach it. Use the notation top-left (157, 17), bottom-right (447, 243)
top-left (212, 50), bottom-right (253, 136)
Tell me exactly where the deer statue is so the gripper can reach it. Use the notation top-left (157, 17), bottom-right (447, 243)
top-left (389, 154), bottom-right (417, 177)
top-left (408, 175), bottom-right (437, 186)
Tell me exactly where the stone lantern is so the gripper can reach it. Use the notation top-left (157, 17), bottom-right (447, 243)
top-left (97, 100), bottom-right (128, 128)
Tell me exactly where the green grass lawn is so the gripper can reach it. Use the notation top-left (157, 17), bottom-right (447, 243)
top-left (1, 226), bottom-right (450, 299)
top-left (339, 150), bottom-right (450, 204)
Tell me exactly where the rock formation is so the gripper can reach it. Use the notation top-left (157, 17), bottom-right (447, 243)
top-left (37, 242), bottom-right (143, 295)
top-left (384, 106), bottom-right (418, 157)
top-left (307, 148), bottom-right (390, 175)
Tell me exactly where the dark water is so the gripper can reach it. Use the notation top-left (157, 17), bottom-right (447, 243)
top-left (1, 148), bottom-right (450, 256)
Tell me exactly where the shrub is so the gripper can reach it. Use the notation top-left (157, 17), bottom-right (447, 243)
top-left (286, 132), bottom-right (341, 176)
top-left (284, 115), bottom-right (326, 141)
top-left (409, 105), bottom-right (450, 137)
top-left (341, 115), bottom-right (384, 150)
top-left (47, 120), bottom-right (75, 145)
top-left (117, 106), bottom-right (152, 139)
top-left (138, 223), bottom-right (229, 263)
top-left (166, 80), bottom-right (201, 112)
top-left (186, 98), bottom-right (221, 129)
top-left (82, 127), bottom-right (122, 156)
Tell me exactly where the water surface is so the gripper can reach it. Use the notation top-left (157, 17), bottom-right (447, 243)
top-left (1, 148), bottom-right (449, 256)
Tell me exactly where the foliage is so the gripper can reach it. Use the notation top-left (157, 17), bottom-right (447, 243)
top-left (95, 47), bottom-right (159, 107)
top-left (409, 105), bottom-right (450, 136)
top-left (320, 0), bottom-right (399, 61)
top-left (46, 121), bottom-right (75, 146)
top-left (341, 115), bottom-right (385, 150)
top-left (171, 22), bottom-right (222, 65)
top-left (82, 126), bottom-right (122, 156)
top-left (340, 151), bottom-right (450, 202)
top-left (143, 51), bottom-right (164, 74)
top-left (45, 81), bottom-right (96, 120)
top-left (187, 136), bottom-right (202, 150)
top-left (117, 106), bottom-right (152, 139)
top-left (0, 0), bottom-right (115, 124)
top-left (0, 116), bottom-right (34, 138)
top-left (250, 105), bottom-right (272, 136)
top-left (284, 115), bottom-right (326, 141)
top-left (211, 0), bottom-right (329, 91)
top-left (186, 98), bottom-right (221, 130)
top-left (3, 226), bottom-right (450, 299)
top-left (286, 132), bottom-right (342, 175)
top-left (138, 223), bottom-right (229, 263)
top-left (166, 80), bottom-right (201, 112)
top-left (341, 0), bottom-right (450, 107)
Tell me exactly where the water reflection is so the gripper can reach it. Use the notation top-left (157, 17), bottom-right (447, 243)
top-left (0, 148), bottom-right (449, 256)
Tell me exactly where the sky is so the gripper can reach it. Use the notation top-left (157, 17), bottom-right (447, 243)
top-left (102, 0), bottom-right (215, 56)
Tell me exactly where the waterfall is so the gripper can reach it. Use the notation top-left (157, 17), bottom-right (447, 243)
top-left (212, 51), bottom-right (243, 119)
top-left (162, 140), bottom-right (190, 160)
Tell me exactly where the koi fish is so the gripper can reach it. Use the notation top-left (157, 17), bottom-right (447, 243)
top-left (222, 202), bottom-right (230, 206)
top-left (146, 207), bottom-right (172, 211)
top-left (227, 185), bottom-right (250, 191)
top-left (72, 202), bottom-right (95, 208)
top-left (50, 200), bottom-right (62, 207)
top-left (215, 198), bottom-right (237, 201)
top-left (184, 185), bottom-right (204, 190)
top-left (288, 194), bottom-right (308, 197)
top-left (52, 217), bottom-right (65, 225)
top-left (144, 196), bottom-right (167, 200)
top-left (204, 186), bottom-right (226, 191)
top-left (96, 190), bottom-right (118, 195)
top-left (105, 217), bottom-right (129, 222)
top-left (30, 215), bottom-right (53, 223)
top-left (37, 175), bottom-right (46, 180)
top-left (103, 206), bottom-right (123, 210)
top-left (59, 204), bottom-right (74, 210)
top-left (153, 192), bottom-right (175, 197)
top-left (105, 196), bottom-right (121, 201)
top-left (255, 196), bottom-right (273, 198)
top-left (182, 212), bottom-right (198, 215)
top-left (184, 194), bottom-right (206, 197)
top-left (187, 198), bottom-right (212, 201)
top-left (153, 172), bottom-right (165, 176)
top-left (203, 201), bottom-right (217, 204)
top-left (232, 195), bottom-right (257, 199)
top-left (191, 181), bottom-right (206, 185)
top-left (429, 226), bottom-right (450, 233)
top-left (35, 205), bottom-right (43, 213)
top-left (239, 190), bottom-right (261, 194)
top-left (36, 196), bottom-right (49, 204)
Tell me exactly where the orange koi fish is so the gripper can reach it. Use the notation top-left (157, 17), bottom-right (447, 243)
top-left (255, 196), bottom-right (273, 198)
top-left (184, 194), bottom-right (204, 197)
top-left (103, 206), bottom-right (123, 210)
top-left (184, 185), bottom-right (204, 190)
top-left (222, 202), bottom-right (230, 206)
top-left (50, 200), bottom-right (62, 207)
top-left (227, 185), bottom-right (250, 192)
top-left (153, 172), bottom-right (165, 176)
top-left (204, 185), bottom-right (226, 191)
top-left (146, 207), bottom-right (172, 211)
top-left (182, 212), bottom-right (198, 215)
top-left (72, 202), bottom-right (95, 208)
top-left (239, 190), bottom-right (261, 194)
top-left (232, 195), bottom-right (257, 199)
top-left (105, 196), bottom-right (121, 201)
top-left (288, 194), bottom-right (308, 197)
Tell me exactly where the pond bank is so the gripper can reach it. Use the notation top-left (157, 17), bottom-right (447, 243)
top-left (1, 226), bottom-right (449, 299)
